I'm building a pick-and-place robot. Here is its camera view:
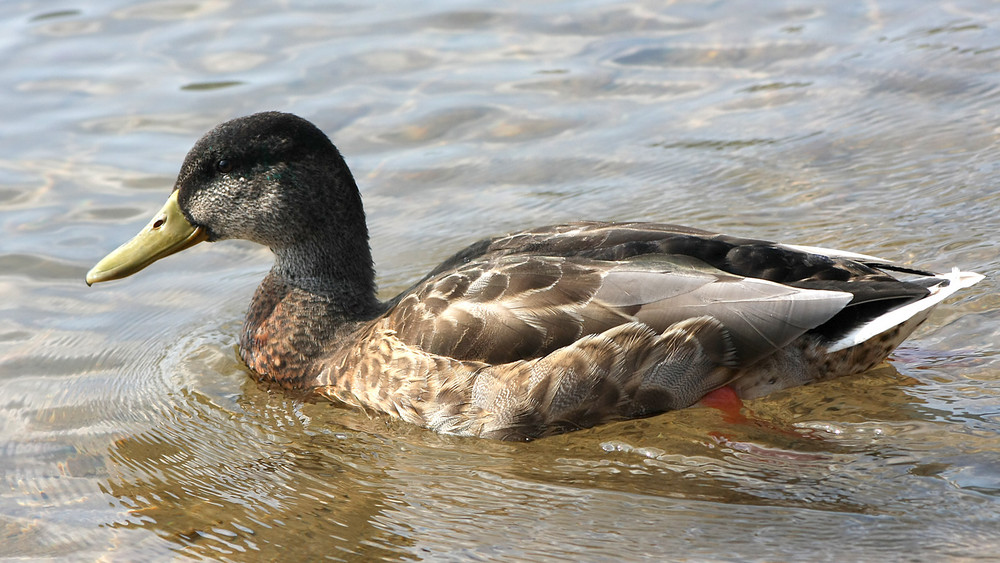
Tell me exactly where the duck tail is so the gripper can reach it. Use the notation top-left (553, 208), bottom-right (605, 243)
top-left (826, 269), bottom-right (984, 353)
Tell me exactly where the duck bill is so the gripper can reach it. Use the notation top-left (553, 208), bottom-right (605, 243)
top-left (86, 191), bottom-right (208, 286)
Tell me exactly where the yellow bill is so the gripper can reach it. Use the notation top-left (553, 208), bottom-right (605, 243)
top-left (86, 190), bottom-right (208, 285)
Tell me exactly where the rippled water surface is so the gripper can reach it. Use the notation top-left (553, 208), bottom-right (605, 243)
top-left (2, 1), bottom-right (999, 560)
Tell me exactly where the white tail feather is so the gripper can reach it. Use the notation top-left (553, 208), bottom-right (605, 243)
top-left (827, 269), bottom-right (984, 352)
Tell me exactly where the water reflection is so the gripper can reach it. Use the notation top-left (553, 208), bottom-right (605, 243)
top-left (104, 405), bottom-right (413, 559)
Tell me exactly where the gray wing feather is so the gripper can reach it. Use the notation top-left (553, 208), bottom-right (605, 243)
top-left (595, 267), bottom-right (853, 365)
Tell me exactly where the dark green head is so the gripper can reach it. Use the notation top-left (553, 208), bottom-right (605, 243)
top-left (88, 112), bottom-right (374, 295)
top-left (176, 112), bottom-right (364, 249)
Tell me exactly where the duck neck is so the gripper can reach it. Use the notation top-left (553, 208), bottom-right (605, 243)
top-left (240, 232), bottom-right (383, 387)
top-left (270, 229), bottom-right (382, 319)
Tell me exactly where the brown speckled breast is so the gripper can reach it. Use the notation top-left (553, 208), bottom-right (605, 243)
top-left (239, 273), bottom-right (365, 388)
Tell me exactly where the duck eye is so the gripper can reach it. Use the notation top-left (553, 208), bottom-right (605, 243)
top-left (216, 159), bottom-right (234, 173)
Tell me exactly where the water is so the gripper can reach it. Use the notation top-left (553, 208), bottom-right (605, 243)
top-left (2, 0), bottom-right (998, 560)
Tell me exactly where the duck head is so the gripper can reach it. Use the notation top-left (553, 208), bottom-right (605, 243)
top-left (86, 112), bottom-right (373, 290)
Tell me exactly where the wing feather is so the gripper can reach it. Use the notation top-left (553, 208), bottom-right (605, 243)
top-left (387, 256), bottom-right (605, 363)
top-left (596, 264), bottom-right (852, 364)
top-left (387, 250), bottom-right (854, 367)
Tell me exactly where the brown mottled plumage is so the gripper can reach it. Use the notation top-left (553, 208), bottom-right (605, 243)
top-left (87, 112), bottom-right (983, 441)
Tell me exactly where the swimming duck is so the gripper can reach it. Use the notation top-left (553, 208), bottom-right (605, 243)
top-left (87, 112), bottom-right (983, 440)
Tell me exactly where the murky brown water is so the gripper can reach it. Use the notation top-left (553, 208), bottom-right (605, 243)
top-left (2, 1), bottom-right (998, 560)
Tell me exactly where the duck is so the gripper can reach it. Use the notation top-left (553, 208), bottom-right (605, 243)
top-left (86, 112), bottom-right (983, 441)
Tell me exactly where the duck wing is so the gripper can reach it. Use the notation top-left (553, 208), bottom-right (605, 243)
top-left (393, 220), bottom-right (943, 345)
top-left (385, 251), bottom-right (853, 367)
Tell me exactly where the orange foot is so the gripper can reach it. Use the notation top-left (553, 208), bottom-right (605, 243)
top-left (698, 386), bottom-right (748, 424)
top-left (700, 386), bottom-right (816, 441)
